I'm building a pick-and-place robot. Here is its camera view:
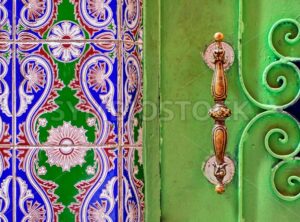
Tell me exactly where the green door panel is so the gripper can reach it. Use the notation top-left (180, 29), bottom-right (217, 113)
top-left (160, 0), bottom-right (252, 221)
top-left (144, 0), bottom-right (300, 221)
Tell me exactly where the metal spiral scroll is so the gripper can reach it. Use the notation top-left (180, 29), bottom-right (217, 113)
top-left (203, 32), bottom-right (235, 194)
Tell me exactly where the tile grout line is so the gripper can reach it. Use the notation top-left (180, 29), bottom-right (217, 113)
top-left (8, 146), bottom-right (120, 149)
top-left (0, 145), bottom-right (142, 149)
top-left (1, 39), bottom-right (143, 45)
top-left (118, 41), bottom-right (124, 222)
top-left (117, 1), bottom-right (124, 222)
top-left (12, 0), bottom-right (16, 221)
top-left (6, 145), bottom-right (121, 149)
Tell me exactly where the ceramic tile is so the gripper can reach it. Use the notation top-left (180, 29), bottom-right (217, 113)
top-left (15, 147), bottom-right (119, 221)
top-left (15, 42), bottom-right (119, 146)
top-left (0, 147), bottom-right (13, 221)
top-left (123, 147), bottom-right (144, 222)
top-left (16, 0), bottom-right (119, 41)
top-left (123, 43), bottom-right (143, 146)
top-left (122, 0), bottom-right (143, 43)
top-left (0, 44), bottom-right (12, 146)
top-left (0, 0), bottom-right (12, 40)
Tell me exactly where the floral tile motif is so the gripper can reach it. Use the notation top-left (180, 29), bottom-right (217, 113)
top-left (16, 0), bottom-right (118, 41)
top-left (0, 148), bottom-right (13, 221)
top-left (15, 42), bottom-right (119, 146)
top-left (123, 43), bottom-right (143, 146)
top-left (122, 0), bottom-right (143, 43)
top-left (0, 44), bottom-right (12, 146)
top-left (15, 147), bottom-right (119, 221)
top-left (0, 0), bottom-right (12, 40)
top-left (123, 147), bottom-right (144, 222)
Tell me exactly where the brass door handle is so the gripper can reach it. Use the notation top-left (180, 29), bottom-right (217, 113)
top-left (203, 33), bottom-right (235, 194)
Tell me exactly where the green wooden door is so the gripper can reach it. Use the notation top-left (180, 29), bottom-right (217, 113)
top-left (144, 0), bottom-right (300, 221)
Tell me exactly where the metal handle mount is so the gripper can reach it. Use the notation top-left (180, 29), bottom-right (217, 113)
top-left (203, 32), bottom-right (235, 194)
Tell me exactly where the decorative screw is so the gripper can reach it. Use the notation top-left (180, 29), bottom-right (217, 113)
top-left (214, 32), bottom-right (224, 42)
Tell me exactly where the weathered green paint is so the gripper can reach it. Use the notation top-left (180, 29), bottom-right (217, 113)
top-left (143, 0), bottom-right (300, 221)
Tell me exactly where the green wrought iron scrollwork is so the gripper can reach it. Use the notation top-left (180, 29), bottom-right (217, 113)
top-left (269, 18), bottom-right (300, 61)
top-left (272, 158), bottom-right (300, 201)
top-left (239, 26), bottom-right (300, 109)
top-left (239, 111), bottom-right (300, 200)
top-left (238, 17), bottom-right (300, 220)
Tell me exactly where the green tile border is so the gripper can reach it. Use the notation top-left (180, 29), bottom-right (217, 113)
top-left (143, 0), bottom-right (161, 221)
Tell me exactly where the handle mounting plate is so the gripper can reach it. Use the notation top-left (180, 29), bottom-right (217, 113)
top-left (203, 155), bottom-right (235, 186)
top-left (203, 42), bottom-right (235, 71)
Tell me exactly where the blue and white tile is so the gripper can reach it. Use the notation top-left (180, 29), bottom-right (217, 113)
top-left (123, 147), bottom-right (144, 222)
top-left (0, 0), bottom-right (12, 40)
top-left (16, 0), bottom-right (118, 41)
top-left (15, 147), bottom-right (119, 221)
top-left (0, 44), bottom-right (12, 146)
top-left (0, 147), bottom-right (13, 221)
top-left (122, 43), bottom-right (143, 146)
top-left (122, 0), bottom-right (143, 43)
top-left (15, 42), bottom-right (119, 146)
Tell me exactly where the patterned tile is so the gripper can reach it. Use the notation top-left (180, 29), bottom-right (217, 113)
top-left (16, 0), bottom-right (119, 41)
top-left (0, 147), bottom-right (13, 221)
top-left (123, 147), bottom-right (144, 222)
top-left (0, 44), bottom-right (12, 146)
top-left (122, 0), bottom-right (143, 43)
top-left (123, 43), bottom-right (143, 146)
top-left (0, 0), bottom-right (12, 40)
top-left (15, 147), bottom-right (119, 221)
top-left (15, 42), bottom-right (119, 146)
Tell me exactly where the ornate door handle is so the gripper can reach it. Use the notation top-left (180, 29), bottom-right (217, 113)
top-left (203, 33), bottom-right (235, 194)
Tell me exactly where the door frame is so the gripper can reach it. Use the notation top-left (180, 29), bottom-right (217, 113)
top-left (143, 0), bottom-right (161, 221)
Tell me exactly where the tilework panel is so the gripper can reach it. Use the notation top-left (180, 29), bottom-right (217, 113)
top-left (0, 0), bottom-right (143, 221)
